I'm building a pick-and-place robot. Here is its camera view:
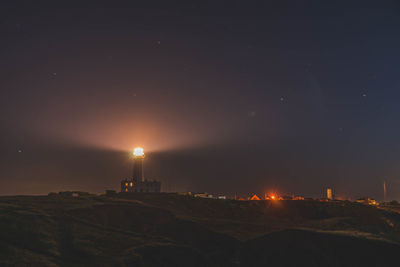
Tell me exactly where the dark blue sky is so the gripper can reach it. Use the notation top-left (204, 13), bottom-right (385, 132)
top-left (1, 1), bottom-right (400, 199)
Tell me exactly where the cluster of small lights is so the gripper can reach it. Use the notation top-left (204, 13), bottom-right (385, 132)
top-left (264, 193), bottom-right (279, 200)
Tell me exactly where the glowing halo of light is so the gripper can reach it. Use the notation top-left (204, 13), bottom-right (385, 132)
top-left (133, 147), bottom-right (144, 157)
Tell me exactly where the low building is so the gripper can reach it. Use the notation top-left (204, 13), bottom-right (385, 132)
top-left (356, 197), bottom-right (378, 205)
top-left (178, 192), bottom-right (192, 196)
top-left (51, 191), bottom-right (91, 198)
top-left (194, 193), bottom-right (214, 198)
top-left (121, 179), bottom-right (161, 193)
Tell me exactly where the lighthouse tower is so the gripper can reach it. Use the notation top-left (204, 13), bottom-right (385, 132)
top-left (120, 147), bottom-right (161, 193)
top-left (132, 147), bottom-right (144, 182)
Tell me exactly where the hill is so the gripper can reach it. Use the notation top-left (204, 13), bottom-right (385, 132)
top-left (0, 193), bottom-right (400, 266)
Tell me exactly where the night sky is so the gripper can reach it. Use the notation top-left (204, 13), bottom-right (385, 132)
top-left (1, 1), bottom-right (400, 200)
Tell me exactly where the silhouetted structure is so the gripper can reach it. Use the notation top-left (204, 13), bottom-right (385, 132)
top-left (121, 148), bottom-right (161, 193)
top-left (132, 150), bottom-right (144, 182)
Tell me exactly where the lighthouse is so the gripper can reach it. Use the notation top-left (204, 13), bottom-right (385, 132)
top-left (132, 147), bottom-right (145, 182)
top-left (121, 147), bottom-right (161, 193)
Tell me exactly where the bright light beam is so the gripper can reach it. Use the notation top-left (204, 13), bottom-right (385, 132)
top-left (133, 147), bottom-right (144, 157)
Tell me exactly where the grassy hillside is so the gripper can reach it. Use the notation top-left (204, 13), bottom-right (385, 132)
top-left (0, 193), bottom-right (400, 266)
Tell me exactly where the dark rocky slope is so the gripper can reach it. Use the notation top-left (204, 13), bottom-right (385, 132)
top-left (0, 194), bottom-right (399, 266)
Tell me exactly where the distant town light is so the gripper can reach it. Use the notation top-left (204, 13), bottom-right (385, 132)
top-left (133, 147), bottom-right (144, 157)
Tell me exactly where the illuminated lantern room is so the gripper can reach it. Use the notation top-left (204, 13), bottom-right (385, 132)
top-left (133, 147), bottom-right (144, 158)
